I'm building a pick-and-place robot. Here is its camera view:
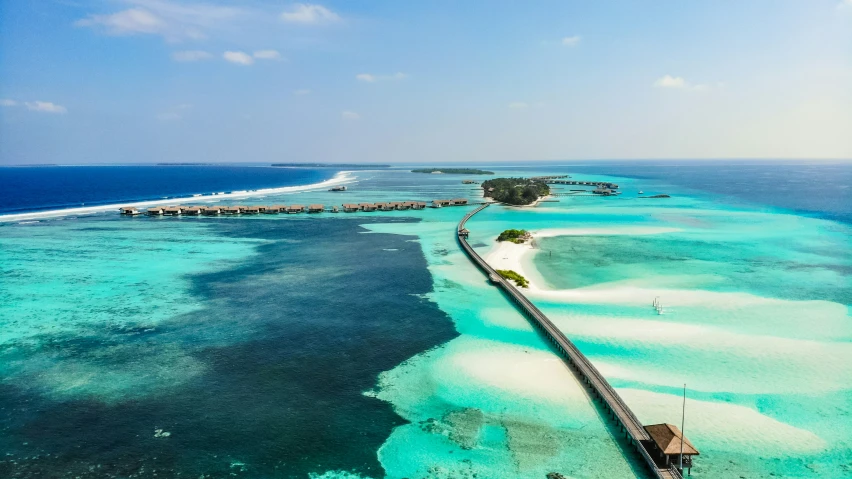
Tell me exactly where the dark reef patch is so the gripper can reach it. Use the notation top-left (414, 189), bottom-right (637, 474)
top-left (0, 218), bottom-right (458, 478)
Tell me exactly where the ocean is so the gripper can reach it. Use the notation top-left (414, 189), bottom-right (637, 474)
top-left (0, 162), bottom-right (849, 478)
top-left (0, 166), bottom-right (336, 214)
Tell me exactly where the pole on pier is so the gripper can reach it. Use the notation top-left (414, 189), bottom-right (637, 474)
top-left (680, 383), bottom-right (686, 472)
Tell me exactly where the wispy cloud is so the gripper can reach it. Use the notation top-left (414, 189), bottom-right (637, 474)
top-left (293, 89), bottom-right (311, 95)
top-left (654, 75), bottom-right (687, 89)
top-left (75, 0), bottom-right (244, 41)
top-left (157, 103), bottom-right (191, 121)
top-left (172, 50), bottom-right (213, 62)
top-left (561, 35), bottom-right (581, 46)
top-left (25, 101), bottom-right (67, 114)
top-left (253, 50), bottom-right (281, 60)
top-left (281, 4), bottom-right (340, 24)
top-left (356, 72), bottom-right (407, 83)
top-left (1, 99), bottom-right (18, 107)
top-left (223, 51), bottom-right (253, 65)
top-left (653, 75), bottom-right (711, 91)
top-left (341, 110), bottom-right (360, 120)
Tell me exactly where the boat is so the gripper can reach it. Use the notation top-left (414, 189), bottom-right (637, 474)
top-left (639, 191), bottom-right (644, 194)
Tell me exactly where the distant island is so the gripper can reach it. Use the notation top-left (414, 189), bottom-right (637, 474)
top-left (272, 163), bottom-right (390, 168)
top-left (411, 168), bottom-right (494, 175)
top-left (156, 163), bottom-right (213, 166)
top-left (496, 229), bottom-right (532, 244)
top-left (482, 177), bottom-right (550, 205)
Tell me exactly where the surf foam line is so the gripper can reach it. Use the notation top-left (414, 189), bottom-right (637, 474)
top-left (0, 171), bottom-right (357, 223)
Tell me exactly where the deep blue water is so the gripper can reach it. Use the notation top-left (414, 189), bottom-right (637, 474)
top-left (0, 166), bottom-right (336, 214)
top-left (497, 161), bottom-right (852, 224)
top-left (0, 217), bottom-right (457, 478)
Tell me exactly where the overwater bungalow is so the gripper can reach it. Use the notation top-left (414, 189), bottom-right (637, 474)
top-left (331, 206), bottom-right (339, 213)
top-left (378, 202), bottom-right (394, 211)
top-left (120, 207), bottom-right (141, 216)
top-left (359, 203), bottom-right (377, 212)
top-left (643, 424), bottom-right (699, 474)
top-left (221, 206), bottom-right (241, 215)
top-left (147, 207), bottom-right (164, 216)
top-left (450, 198), bottom-right (469, 206)
top-left (287, 204), bottom-right (305, 214)
top-left (183, 206), bottom-right (201, 215)
top-left (308, 204), bottom-right (324, 213)
top-left (412, 202), bottom-right (426, 210)
top-left (395, 202), bottom-right (410, 210)
top-left (201, 207), bottom-right (221, 216)
top-left (163, 207), bottom-right (182, 216)
top-left (244, 206), bottom-right (261, 214)
top-left (265, 205), bottom-right (286, 214)
top-left (342, 203), bottom-right (359, 213)
top-left (256, 206), bottom-right (268, 213)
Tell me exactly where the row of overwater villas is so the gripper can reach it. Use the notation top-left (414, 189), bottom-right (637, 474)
top-left (120, 199), bottom-right (469, 216)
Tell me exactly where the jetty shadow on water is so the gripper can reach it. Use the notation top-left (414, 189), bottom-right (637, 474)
top-left (0, 217), bottom-right (458, 478)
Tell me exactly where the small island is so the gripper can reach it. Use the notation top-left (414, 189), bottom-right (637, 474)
top-left (411, 168), bottom-right (494, 175)
top-left (497, 229), bottom-right (532, 244)
top-left (481, 177), bottom-right (550, 205)
top-left (496, 269), bottom-right (529, 288)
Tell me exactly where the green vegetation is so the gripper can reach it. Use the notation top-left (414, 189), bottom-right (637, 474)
top-left (411, 168), bottom-right (494, 174)
top-left (481, 177), bottom-right (550, 205)
top-left (496, 229), bottom-right (530, 244)
top-left (496, 269), bottom-right (529, 288)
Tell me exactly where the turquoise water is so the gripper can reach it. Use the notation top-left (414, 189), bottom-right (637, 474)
top-left (1, 166), bottom-right (850, 478)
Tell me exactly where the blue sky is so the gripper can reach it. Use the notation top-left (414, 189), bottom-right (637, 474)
top-left (1, 0), bottom-right (850, 164)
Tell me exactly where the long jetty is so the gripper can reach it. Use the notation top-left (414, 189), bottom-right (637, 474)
top-left (546, 180), bottom-right (619, 189)
top-left (457, 203), bottom-right (681, 479)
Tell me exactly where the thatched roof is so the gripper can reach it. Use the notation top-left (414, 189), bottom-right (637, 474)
top-left (288, 204), bottom-right (304, 209)
top-left (644, 424), bottom-right (699, 456)
top-left (309, 204), bottom-right (324, 209)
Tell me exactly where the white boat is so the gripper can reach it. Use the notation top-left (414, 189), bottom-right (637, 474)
top-left (639, 191), bottom-right (644, 194)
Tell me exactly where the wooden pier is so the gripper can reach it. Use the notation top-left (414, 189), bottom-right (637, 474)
top-left (121, 200), bottom-right (466, 217)
top-left (546, 180), bottom-right (619, 189)
top-left (456, 203), bottom-right (683, 479)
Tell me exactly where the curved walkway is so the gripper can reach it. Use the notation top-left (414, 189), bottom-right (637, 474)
top-left (456, 203), bottom-right (681, 479)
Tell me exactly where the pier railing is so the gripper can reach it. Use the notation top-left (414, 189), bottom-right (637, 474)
top-left (456, 203), bottom-right (682, 479)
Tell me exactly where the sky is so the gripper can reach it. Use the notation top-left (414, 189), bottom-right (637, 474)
top-left (1, 0), bottom-right (851, 165)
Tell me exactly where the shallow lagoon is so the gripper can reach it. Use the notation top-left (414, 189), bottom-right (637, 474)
top-left (1, 166), bottom-right (850, 478)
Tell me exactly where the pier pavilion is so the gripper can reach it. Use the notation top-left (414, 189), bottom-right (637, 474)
top-left (643, 424), bottom-right (699, 474)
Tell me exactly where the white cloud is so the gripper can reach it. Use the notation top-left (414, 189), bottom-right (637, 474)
top-left (508, 102), bottom-right (529, 109)
top-left (25, 101), bottom-right (67, 113)
top-left (293, 89), bottom-right (311, 95)
top-left (561, 35), bottom-right (581, 46)
top-left (253, 49), bottom-right (281, 60)
top-left (653, 75), bottom-right (713, 91)
top-left (281, 4), bottom-right (340, 24)
top-left (172, 50), bottom-right (212, 62)
top-left (341, 110), bottom-right (360, 120)
top-left (654, 75), bottom-right (687, 89)
top-left (356, 72), bottom-right (407, 83)
top-left (223, 51), bottom-right (254, 65)
top-left (1, 99), bottom-right (17, 107)
top-left (75, 0), bottom-right (244, 41)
